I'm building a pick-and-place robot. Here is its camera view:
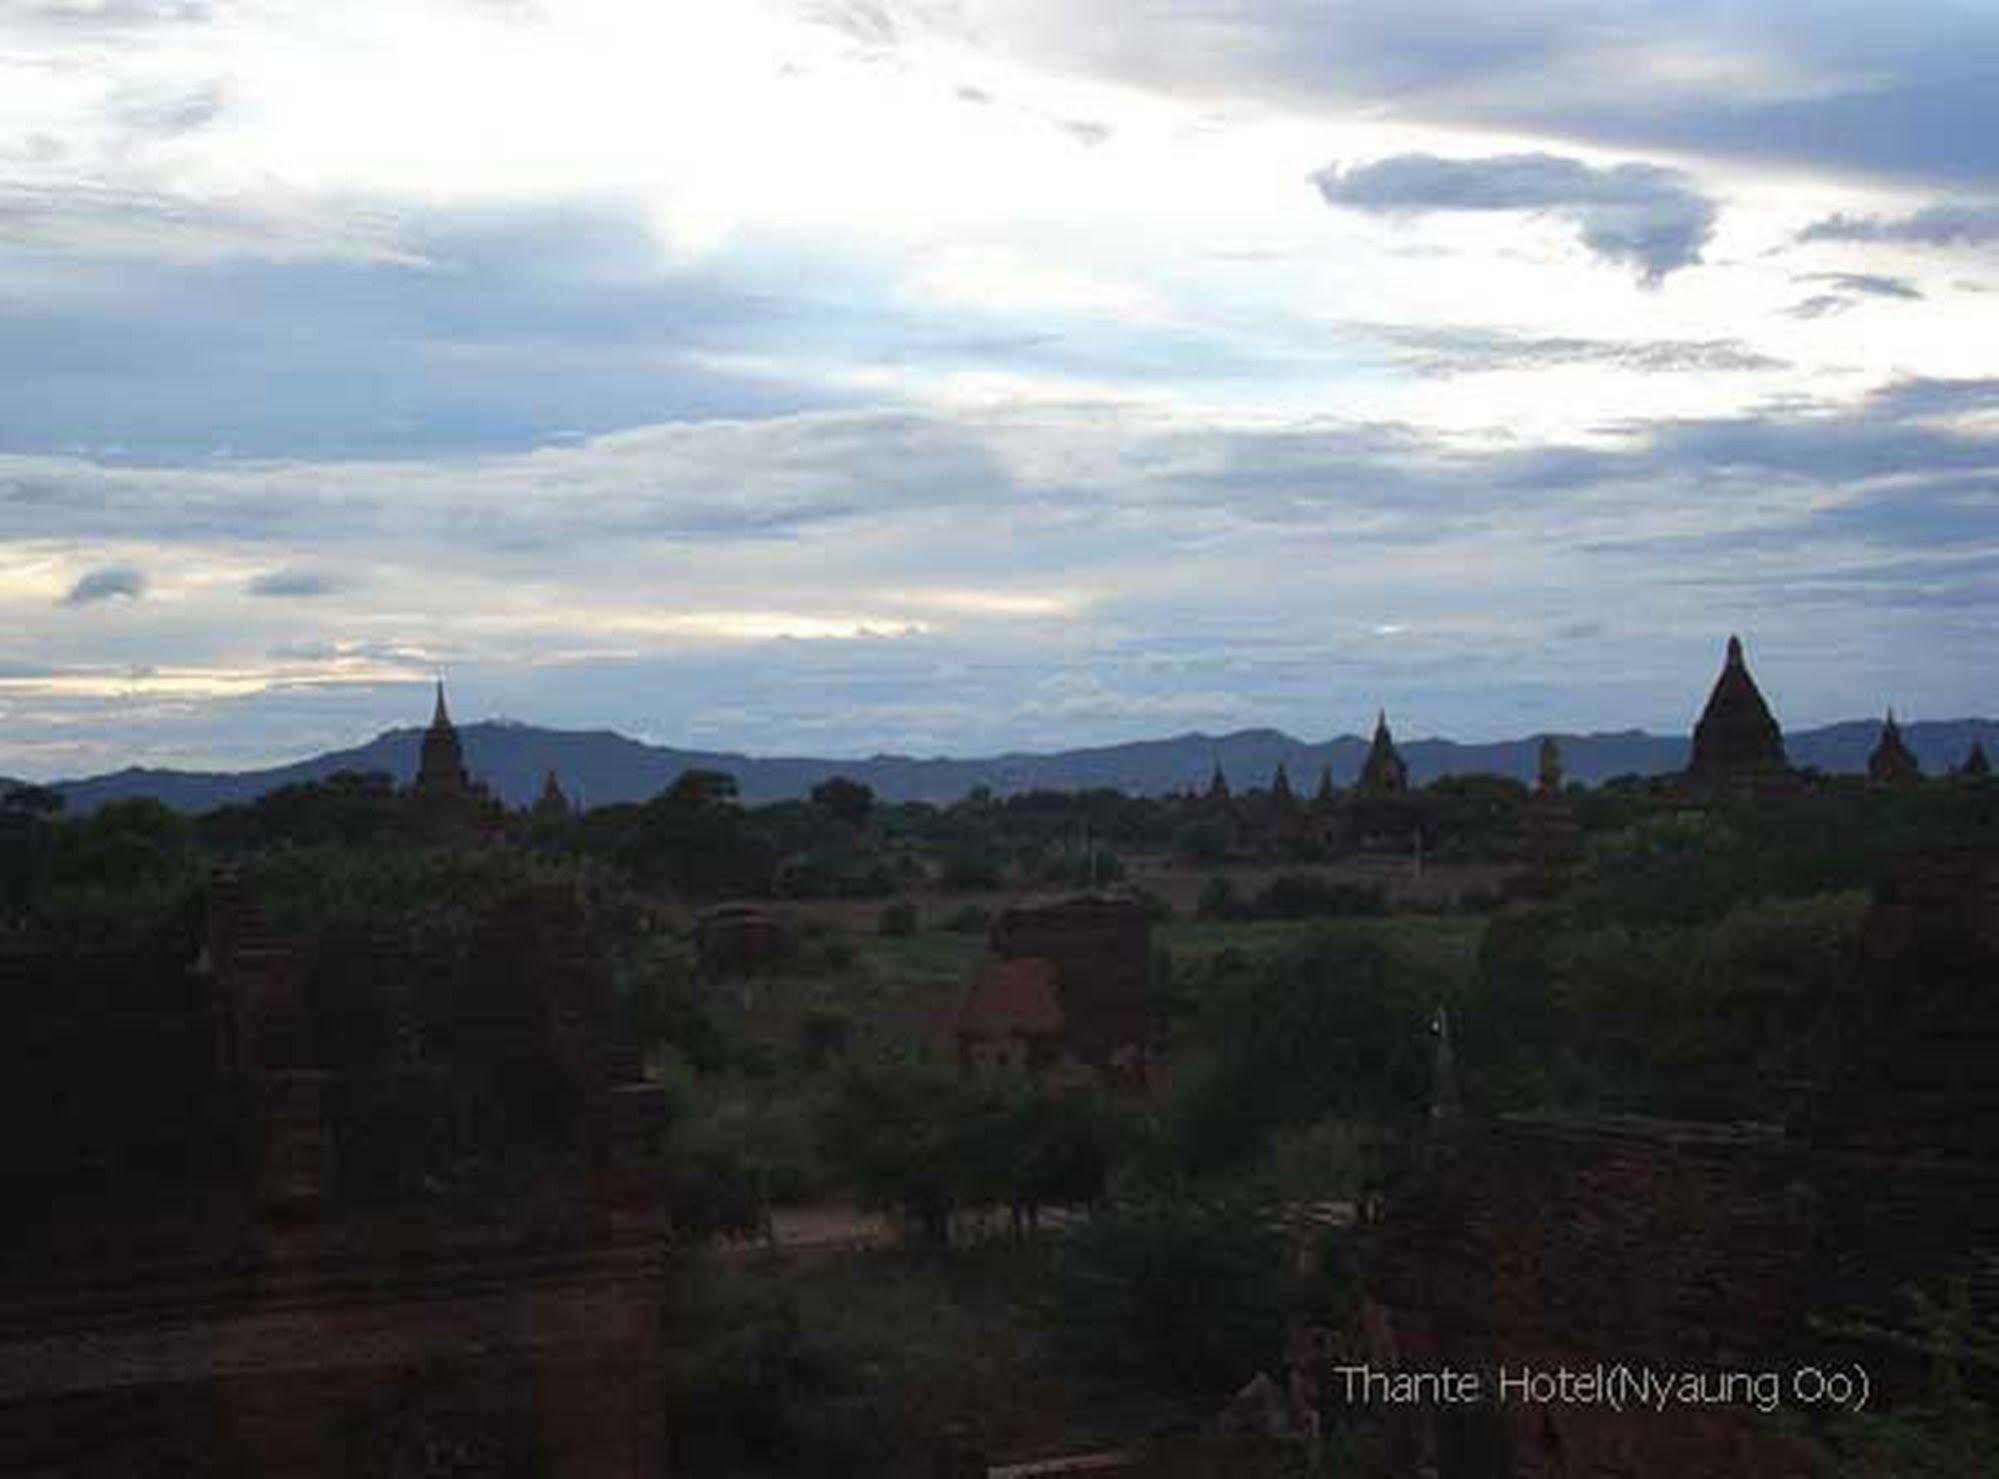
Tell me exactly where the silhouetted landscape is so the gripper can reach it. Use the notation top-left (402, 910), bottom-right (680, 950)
top-left (34, 714), bottom-right (1999, 813)
top-left (11, 1), bottom-right (1999, 1473)
top-left (7, 643), bottom-right (1999, 1475)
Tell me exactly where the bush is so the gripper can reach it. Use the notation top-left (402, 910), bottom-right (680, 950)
top-left (1252, 873), bottom-right (1387, 920)
top-left (1057, 1192), bottom-right (1292, 1402)
top-left (1196, 875), bottom-right (1241, 921)
top-left (938, 845), bottom-right (1005, 892)
top-left (794, 926), bottom-right (860, 977)
top-left (877, 900), bottom-right (920, 936)
top-left (798, 1008), bottom-right (853, 1072)
top-left (1175, 820), bottom-right (1232, 864)
top-left (941, 903), bottom-right (991, 934)
top-left (1175, 928), bottom-right (1436, 1172)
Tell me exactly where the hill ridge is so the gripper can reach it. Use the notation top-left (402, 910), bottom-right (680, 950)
top-left (30, 717), bottom-right (1999, 813)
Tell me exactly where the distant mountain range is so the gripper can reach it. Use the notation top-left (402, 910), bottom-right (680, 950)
top-left (24, 717), bottom-right (1999, 814)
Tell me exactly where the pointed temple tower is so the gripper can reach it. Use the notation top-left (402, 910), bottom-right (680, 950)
top-left (1355, 711), bottom-right (1409, 795)
top-left (1868, 710), bottom-right (1922, 784)
top-left (1685, 635), bottom-right (1791, 794)
top-left (1206, 757), bottom-right (1232, 803)
top-left (413, 681), bottom-right (472, 799)
top-left (533, 768), bottom-right (572, 819)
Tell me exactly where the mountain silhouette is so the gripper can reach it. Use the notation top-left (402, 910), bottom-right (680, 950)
top-left (34, 716), bottom-right (1999, 813)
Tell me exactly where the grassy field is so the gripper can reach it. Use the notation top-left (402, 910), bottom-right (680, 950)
top-left (1158, 912), bottom-right (1488, 986)
top-left (707, 911), bottom-right (1489, 1071)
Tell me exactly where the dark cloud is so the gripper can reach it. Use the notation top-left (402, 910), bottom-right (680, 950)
top-left (247, 568), bottom-right (340, 598)
top-left (1787, 294), bottom-right (1852, 320)
top-left (1798, 271), bottom-right (1923, 300)
top-left (62, 565), bottom-right (146, 605)
top-left (1313, 152), bottom-right (1716, 282)
top-left (1800, 205), bottom-right (1999, 248)
top-left (941, 2), bottom-right (1999, 191)
top-left (0, 201), bottom-right (869, 459)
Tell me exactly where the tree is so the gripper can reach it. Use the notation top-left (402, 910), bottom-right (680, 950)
top-left (809, 775), bottom-right (875, 829)
top-left (1057, 1190), bottom-right (1292, 1402)
top-left (1176, 928), bottom-right (1435, 1172)
top-left (821, 1058), bottom-right (982, 1249)
top-left (629, 770), bottom-right (774, 900)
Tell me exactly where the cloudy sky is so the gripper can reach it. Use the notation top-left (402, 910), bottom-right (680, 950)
top-left (5, 0), bottom-right (1998, 777)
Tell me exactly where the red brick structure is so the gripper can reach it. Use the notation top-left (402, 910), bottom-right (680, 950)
top-left (955, 957), bottom-right (1067, 1077)
top-left (981, 893), bottom-right (1157, 1091)
top-left (695, 901), bottom-right (792, 977)
top-left (1363, 850), bottom-right (1999, 1476)
top-left (0, 875), bottom-right (672, 1476)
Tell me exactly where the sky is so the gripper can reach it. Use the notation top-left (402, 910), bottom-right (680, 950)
top-left (5, 0), bottom-right (1999, 778)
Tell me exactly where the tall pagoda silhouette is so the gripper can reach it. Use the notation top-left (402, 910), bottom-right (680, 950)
top-left (1868, 710), bottom-right (1922, 784)
top-left (1355, 711), bottom-right (1409, 795)
top-left (413, 681), bottom-right (473, 800)
top-left (1685, 636), bottom-right (1791, 794)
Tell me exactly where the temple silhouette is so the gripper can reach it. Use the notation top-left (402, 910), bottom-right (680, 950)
top-left (1684, 634), bottom-right (1792, 793)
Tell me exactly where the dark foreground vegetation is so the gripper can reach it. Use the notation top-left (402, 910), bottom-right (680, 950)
top-left (4, 749), bottom-right (1998, 1474)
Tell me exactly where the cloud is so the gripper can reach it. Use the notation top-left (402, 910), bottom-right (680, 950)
top-left (1364, 325), bottom-right (1783, 377)
top-left (1800, 205), bottom-right (1999, 248)
top-left (1057, 119), bottom-right (1111, 146)
top-left (3, 374), bottom-right (1999, 770)
top-left (1795, 271), bottom-right (1923, 300)
top-left (1312, 152), bottom-right (1716, 282)
top-left (109, 78), bottom-right (228, 137)
top-left (1784, 273), bottom-right (1923, 320)
top-left (922, 2), bottom-right (1999, 190)
top-left (61, 565), bottom-right (146, 605)
top-left (0, 181), bottom-right (425, 267)
top-left (13, 1), bottom-right (212, 33)
top-left (247, 567), bottom-right (340, 598)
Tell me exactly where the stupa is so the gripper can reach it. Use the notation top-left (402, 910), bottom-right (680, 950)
top-left (1685, 636), bottom-right (1790, 794)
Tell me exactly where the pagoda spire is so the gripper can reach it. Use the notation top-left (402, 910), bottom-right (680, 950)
top-left (413, 679), bottom-right (471, 799)
top-left (1356, 710), bottom-right (1408, 795)
top-left (1686, 634), bottom-right (1789, 791)
top-left (1868, 707), bottom-right (1921, 784)
top-left (1536, 734), bottom-right (1564, 795)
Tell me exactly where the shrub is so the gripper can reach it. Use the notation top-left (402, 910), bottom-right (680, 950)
top-left (1196, 875), bottom-right (1241, 921)
top-left (941, 903), bottom-right (991, 934)
top-left (877, 900), bottom-right (920, 937)
top-left (1057, 1192), bottom-right (1291, 1402)
top-left (798, 1008), bottom-right (854, 1072)
top-left (1252, 873), bottom-right (1387, 920)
